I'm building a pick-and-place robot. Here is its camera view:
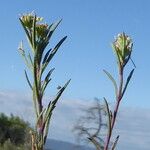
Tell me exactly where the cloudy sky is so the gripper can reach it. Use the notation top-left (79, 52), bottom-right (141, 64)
top-left (0, 90), bottom-right (150, 150)
top-left (0, 0), bottom-right (150, 150)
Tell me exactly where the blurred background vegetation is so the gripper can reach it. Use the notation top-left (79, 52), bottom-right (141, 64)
top-left (0, 113), bottom-right (31, 150)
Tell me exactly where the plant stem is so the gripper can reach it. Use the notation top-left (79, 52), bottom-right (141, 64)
top-left (104, 68), bottom-right (123, 150)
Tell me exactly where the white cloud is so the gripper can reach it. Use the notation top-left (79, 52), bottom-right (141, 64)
top-left (0, 90), bottom-right (150, 150)
top-left (0, 90), bottom-right (34, 121)
top-left (115, 107), bottom-right (150, 150)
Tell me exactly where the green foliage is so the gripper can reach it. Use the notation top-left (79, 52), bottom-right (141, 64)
top-left (19, 12), bottom-right (70, 150)
top-left (0, 113), bottom-right (32, 149)
top-left (0, 139), bottom-right (31, 150)
top-left (0, 140), bottom-right (18, 150)
top-left (74, 33), bottom-right (135, 150)
top-left (103, 33), bottom-right (135, 150)
top-left (0, 113), bottom-right (31, 145)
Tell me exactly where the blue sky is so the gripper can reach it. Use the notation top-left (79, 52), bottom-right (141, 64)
top-left (0, 0), bottom-right (150, 107)
top-left (0, 0), bottom-right (150, 149)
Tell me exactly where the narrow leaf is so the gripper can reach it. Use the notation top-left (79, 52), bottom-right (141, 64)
top-left (42, 79), bottom-right (51, 96)
top-left (51, 79), bottom-right (71, 107)
top-left (111, 135), bottom-right (119, 150)
top-left (43, 79), bottom-right (71, 143)
top-left (32, 15), bottom-right (36, 50)
top-left (24, 70), bottom-right (33, 90)
top-left (45, 79), bottom-right (71, 120)
top-left (47, 36), bottom-right (67, 63)
top-left (43, 115), bottom-right (50, 144)
top-left (42, 49), bottom-right (52, 65)
top-left (103, 97), bottom-right (111, 135)
top-left (50, 19), bottom-right (62, 32)
top-left (45, 68), bottom-right (55, 81)
top-left (27, 53), bottom-right (33, 69)
top-left (103, 69), bottom-right (118, 98)
top-left (42, 36), bottom-right (67, 72)
top-left (47, 19), bottom-right (62, 40)
top-left (41, 68), bottom-right (55, 94)
top-left (19, 18), bottom-right (32, 46)
top-left (122, 69), bottom-right (134, 97)
top-left (130, 57), bottom-right (136, 68)
top-left (112, 44), bottom-right (121, 67)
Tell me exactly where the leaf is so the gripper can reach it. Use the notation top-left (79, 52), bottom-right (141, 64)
top-left (53, 79), bottom-right (70, 106)
top-left (47, 19), bottom-right (62, 40)
top-left (47, 36), bottom-right (67, 61)
top-left (130, 57), bottom-right (136, 68)
top-left (45, 79), bottom-right (71, 120)
top-left (103, 69), bottom-right (118, 98)
top-left (27, 53), bottom-right (33, 69)
top-left (122, 32), bottom-right (126, 56)
top-left (42, 49), bottom-right (52, 65)
top-left (112, 44), bottom-right (122, 67)
top-left (42, 36), bottom-right (67, 72)
top-left (24, 70), bottom-right (33, 90)
top-left (43, 79), bottom-right (71, 143)
top-left (19, 18), bottom-right (32, 46)
top-left (18, 42), bottom-right (33, 71)
top-left (45, 68), bottom-right (55, 81)
top-left (43, 114), bottom-right (50, 144)
top-left (111, 135), bottom-right (119, 150)
top-left (50, 19), bottom-right (62, 32)
top-left (31, 15), bottom-right (36, 50)
top-left (122, 69), bottom-right (134, 97)
top-left (41, 68), bottom-right (55, 94)
top-left (103, 98), bottom-right (111, 135)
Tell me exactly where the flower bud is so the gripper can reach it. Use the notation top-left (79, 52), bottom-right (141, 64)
top-left (112, 33), bottom-right (132, 66)
top-left (20, 12), bottom-right (43, 29)
top-left (36, 23), bottom-right (49, 40)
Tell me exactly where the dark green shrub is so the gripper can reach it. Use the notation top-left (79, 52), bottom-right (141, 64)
top-left (0, 113), bottom-right (31, 146)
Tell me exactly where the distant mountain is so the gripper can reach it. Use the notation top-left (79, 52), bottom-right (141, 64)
top-left (45, 139), bottom-right (94, 150)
